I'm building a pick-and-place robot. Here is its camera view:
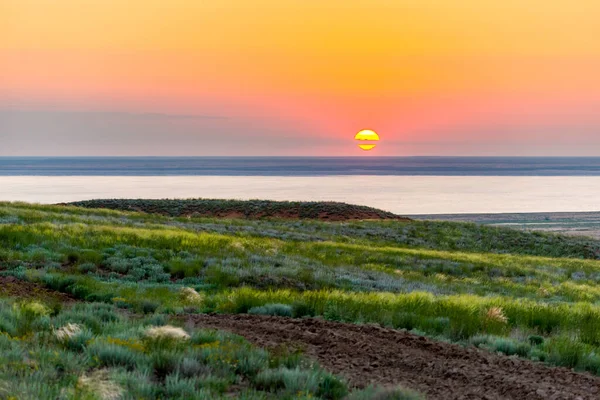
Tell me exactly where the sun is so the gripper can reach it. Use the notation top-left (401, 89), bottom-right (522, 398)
top-left (354, 129), bottom-right (380, 151)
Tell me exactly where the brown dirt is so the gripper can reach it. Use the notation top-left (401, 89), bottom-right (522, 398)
top-left (187, 314), bottom-right (600, 400)
top-left (0, 276), bottom-right (76, 303)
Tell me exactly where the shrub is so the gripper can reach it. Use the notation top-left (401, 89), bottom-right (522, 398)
top-left (347, 386), bottom-right (424, 400)
top-left (139, 300), bottom-right (160, 314)
top-left (85, 292), bottom-right (116, 303)
top-left (144, 313), bottom-right (169, 327)
top-left (55, 323), bottom-right (93, 352)
top-left (150, 351), bottom-right (181, 380)
top-left (268, 345), bottom-right (304, 369)
top-left (162, 373), bottom-right (198, 398)
top-left (204, 266), bottom-right (241, 288)
top-left (77, 262), bottom-right (97, 274)
top-left (528, 335), bottom-right (544, 346)
top-left (392, 312), bottom-right (420, 331)
top-left (14, 301), bottom-right (51, 334)
top-left (248, 304), bottom-right (293, 317)
top-left (253, 367), bottom-right (319, 394)
top-left (546, 336), bottom-right (587, 368)
top-left (76, 370), bottom-right (124, 400)
top-left (316, 373), bottom-right (348, 400)
top-left (54, 303), bottom-right (120, 333)
top-left (179, 357), bottom-right (210, 378)
top-left (42, 275), bottom-right (76, 293)
top-left (113, 298), bottom-right (132, 310)
top-left (530, 347), bottom-right (548, 362)
top-left (0, 316), bottom-right (18, 337)
top-left (143, 325), bottom-right (190, 351)
top-left (17, 301), bottom-right (50, 318)
top-left (180, 287), bottom-right (204, 305)
top-left (69, 284), bottom-right (93, 299)
top-left (422, 316), bottom-right (450, 335)
top-left (236, 348), bottom-right (269, 378)
top-left (492, 338), bottom-right (531, 357)
top-left (580, 352), bottom-right (600, 374)
top-left (88, 342), bottom-right (142, 370)
top-left (291, 301), bottom-right (315, 318)
top-left (63, 250), bottom-right (80, 265)
top-left (190, 330), bottom-right (221, 346)
top-left (168, 258), bottom-right (204, 279)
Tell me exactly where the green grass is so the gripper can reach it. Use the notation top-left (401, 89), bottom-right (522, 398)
top-left (0, 298), bottom-right (383, 399)
top-left (3, 200), bottom-right (600, 378)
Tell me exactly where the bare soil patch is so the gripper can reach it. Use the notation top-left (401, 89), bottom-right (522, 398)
top-left (0, 276), bottom-right (76, 303)
top-left (188, 313), bottom-right (600, 400)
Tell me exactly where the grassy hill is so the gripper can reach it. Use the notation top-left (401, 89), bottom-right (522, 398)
top-left (3, 201), bottom-right (600, 398)
top-left (66, 199), bottom-right (409, 221)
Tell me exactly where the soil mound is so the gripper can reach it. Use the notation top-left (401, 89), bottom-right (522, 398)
top-left (187, 314), bottom-right (600, 400)
top-left (65, 199), bottom-right (410, 221)
top-left (0, 276), bottom-right (76, 303)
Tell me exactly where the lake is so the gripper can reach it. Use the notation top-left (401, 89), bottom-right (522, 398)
top-left (2, 157), bottom-right (600, 214)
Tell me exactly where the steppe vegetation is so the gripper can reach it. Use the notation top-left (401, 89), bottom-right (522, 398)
top-left (3, 200), bottom-right (600, 397)
top-left (0, 298), bottom-right (370, 399)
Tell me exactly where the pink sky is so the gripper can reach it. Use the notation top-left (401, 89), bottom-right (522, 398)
top-left (2, 1), bottom-right (600, 155)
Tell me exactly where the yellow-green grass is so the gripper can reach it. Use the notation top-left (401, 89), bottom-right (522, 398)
top-left (3, 201), bottom-right (600, 373)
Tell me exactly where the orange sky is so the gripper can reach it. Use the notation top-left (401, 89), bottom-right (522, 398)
top-left (2, 0), bottom-right (600, 155)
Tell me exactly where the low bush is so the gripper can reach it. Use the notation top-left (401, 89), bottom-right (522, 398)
top-left (248, 303), bottom-right (293, 317)
top-left (347, 386), bottom-right (424, 400)
top-left (253, 367), bottom-right (317, 393)
top-left (528, 335), bottom-right (544, 346)
top-left (77, 262), bottom-right (97, 274)
top-left (143, 325), bottom-right (190, 351)
top-left (88, 341), bottom-right (142, 370)
top-left (139, 300), bottom-right (160, 314)
top-left (150, 351), bottom-right (182, 380)
top-left (316, 373), bottom-right (348, 400)
top-left (55, 323), bottom-right (93, 352)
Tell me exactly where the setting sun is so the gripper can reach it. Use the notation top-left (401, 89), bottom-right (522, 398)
top-left (355, 129), bottom-right (380, 151)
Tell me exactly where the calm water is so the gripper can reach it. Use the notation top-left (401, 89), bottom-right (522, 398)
top-left (2, 157), bottom-right (600, 214)
top-left (3, 157), bottom-right (600, 176)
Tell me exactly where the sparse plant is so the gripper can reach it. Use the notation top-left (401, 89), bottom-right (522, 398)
top-left (54, 323), bottom-right (93, 351)
top-left (347, 386), bottom-right (424, 400)
top-left (248, 303), bottom-right (293, 317)
top-left (485, 307), bottom-right (508, 325)
top-left (143, 325), bottom-right (190, 351)
top-left (180, 287), bottom-right (204, 305)
top-left (88, 342), bottom-right (142, 370)
top-left (76, 370), bottom-right (124, 400)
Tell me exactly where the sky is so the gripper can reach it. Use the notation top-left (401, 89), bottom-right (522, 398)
top-left (1, 0), bottom-right (600, 156)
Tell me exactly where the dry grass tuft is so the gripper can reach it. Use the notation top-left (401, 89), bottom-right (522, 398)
top-left (77, 370), bottom-right (123, 400)
top-left (144, 325), bottom-right (190, 341)
top-left (485, 307), bottom-right (508, 324)
top-left (179, 287), bottom-right (204, 304)
top-left (54, 323), bottom-right (82, 342)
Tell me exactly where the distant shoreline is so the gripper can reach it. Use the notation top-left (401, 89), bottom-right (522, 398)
top-left (413, 211), bottom-right (600, 239)
top-left (4, 156), bottom-right (600, 176)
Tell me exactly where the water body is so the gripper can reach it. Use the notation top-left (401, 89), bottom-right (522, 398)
top-left (3, 157), bottom-right (600, 176)
top-left (1, 157), bottom-right (600, 214)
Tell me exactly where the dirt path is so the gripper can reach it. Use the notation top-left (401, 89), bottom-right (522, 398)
top-left (187, 314), bottom-right (600, 400)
